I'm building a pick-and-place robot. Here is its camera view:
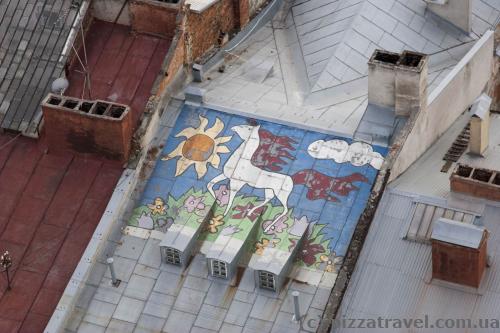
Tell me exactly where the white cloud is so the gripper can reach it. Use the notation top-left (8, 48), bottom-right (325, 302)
top-left (307, 139), bottom-right (384, 169)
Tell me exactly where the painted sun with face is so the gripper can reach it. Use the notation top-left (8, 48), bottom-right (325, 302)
top-left (162, 115), bottom-right (232, 178)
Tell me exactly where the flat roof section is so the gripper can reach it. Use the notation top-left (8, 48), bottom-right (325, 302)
top-left (0, 133), bottom-right (122, 331)
top-left (65, 19), bottom-right (171, 128)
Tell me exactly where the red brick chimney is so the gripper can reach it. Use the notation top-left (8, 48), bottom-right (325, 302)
top-left (41, 93), bottom-right (133, 162)
top-left (431, 218), bottom-right (488, 288)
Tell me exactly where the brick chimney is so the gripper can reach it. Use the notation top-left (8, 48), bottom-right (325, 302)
top-left (368, 49), bottom-right (400, 109)
top-left (41, 94), bottom-right (133, 162)
top-left (431, 217), bottom-right (488, 288)
top-left (395, 51), bottom-right (428, 117)
top-left (425, 0), bottom-right (472, 33)
top-left (469, 93), bottom-right (492, 156)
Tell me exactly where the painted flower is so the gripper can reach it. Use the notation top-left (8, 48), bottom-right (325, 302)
top-left (207, 215), bottom-right (224, 233)
top-left (319, 253), bottom-right (335, 272)
top-left (137, 212), bottom-right (154, 229)
top-left (148, 197), bottom-right (167, 215)
top-left (157, 217), bottom-right (174, 232)
top-left (214, 184), bottom-right (230, 206)
top-left (232, 203), bottom-right (266, 221)
top-left (262, 215), bottom-right (288, 235)
top-left (162, 116), bottom-right (232, 179)
top-left (183, 195), bottom-right (205, 213)
top-left (289, 216), bottom-right (310, 237)
top-left (299, 238), bottom-right (325, 266)
top-left (220, 225), bottom-right (241, 236)
top-left (255, 238), bottom-right (280, 255)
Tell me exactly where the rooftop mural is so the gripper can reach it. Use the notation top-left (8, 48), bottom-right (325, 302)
top-left (129, 104), bottom-right (387, 270)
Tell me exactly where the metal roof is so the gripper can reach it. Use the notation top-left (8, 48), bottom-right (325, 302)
top-left (405, 201), bottom-right (478, 243)
top-left (471, 93), bottom-right (492, 119)
top-left (431, 217), bottom-right (485, 248)
top-left (336, 190), bottom-right (500, 331)
top-left (292, 0), bottom-right (500, 92)
top-left (0, 0), bottom-right (80, 133)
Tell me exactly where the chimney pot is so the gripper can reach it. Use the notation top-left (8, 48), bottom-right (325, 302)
top-left (395, 51), bottom-right (428, 117)
top-left (368, 49), bottom-right (401, 109)
top-left (431, 217), bottom-right (488, 288)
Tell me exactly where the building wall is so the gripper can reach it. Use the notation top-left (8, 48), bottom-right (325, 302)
top-left (389, 30), bottom-right (494, 182)
top-left (91, 0), bottom-right (131, 25)
top-left (186, 0), bottom-right (237, 62)
top-left (129, 0), bottom-right (179, 38)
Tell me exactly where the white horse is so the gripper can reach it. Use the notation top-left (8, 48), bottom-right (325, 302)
top-left (207, 124), bottom-right (293, 233)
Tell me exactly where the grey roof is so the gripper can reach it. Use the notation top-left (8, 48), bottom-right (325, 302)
top-left (335, 189), bottom-right (500, 330)
top-left (471, 93), bottom-right (492, 119)
top-left (405, 201), bottom-right (478, 243)
top-left (159, 223), bottom-right (199, 252)
top-left (431, 217), bottom-right (486, 248)
top-left (0, 0), bottom-right (80, 132)
top-left (293, 0), bottom-right (500, 92)
top-left (199, 0), bottom-right (496, 138)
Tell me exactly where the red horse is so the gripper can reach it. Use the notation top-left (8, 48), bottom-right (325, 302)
top-left (292, 169), bottom-right (368, 202)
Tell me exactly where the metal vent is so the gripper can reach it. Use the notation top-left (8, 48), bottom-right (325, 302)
top-left (210, 260), bottom-right (227, 279)
top-left (163, 247), bottom-right (181, 265)
top-left (258, 271), bottom-right (276, 291)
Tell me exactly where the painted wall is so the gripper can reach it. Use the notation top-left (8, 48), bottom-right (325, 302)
top-left (389, 30), bottom-right (494, 182)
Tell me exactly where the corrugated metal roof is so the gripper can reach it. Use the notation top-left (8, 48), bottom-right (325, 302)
top-left (335, 188), bottom-right (500, 332)
top-left (405, 201), bottom-right (477, 243)
top-left (0, 0), bottom-right (80, 133)
top-left (431, 217), bottom-right (485, 248)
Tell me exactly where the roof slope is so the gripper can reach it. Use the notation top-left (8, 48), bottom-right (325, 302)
top-left (0, 0), bottom-right (79, 133)
top-left (292, 0), bottom-right (500, 92)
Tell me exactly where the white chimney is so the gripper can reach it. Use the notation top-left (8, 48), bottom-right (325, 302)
top-left (425, 0), bottom-right (472, 33)
top-left (395, 51), bottom-right (428, 117)
top-left (367, 50), bottom-right (400, 109)
top-left (469, 93), bottom-right (492, 156)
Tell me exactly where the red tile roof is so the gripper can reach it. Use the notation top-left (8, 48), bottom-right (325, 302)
top-left (65, 19), bottom-right (171, 128)
top-left (0, 133), bottom-right (122, 332)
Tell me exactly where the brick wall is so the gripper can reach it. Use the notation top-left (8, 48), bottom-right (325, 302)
top-left (186, 0), bottom-right (237, 62)
top-left (129, 0), bottom-right (179, 38)
top-left (157, 30), bottom-right (186, 94)
top-left (431, 238), bottom-right (487, 288)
